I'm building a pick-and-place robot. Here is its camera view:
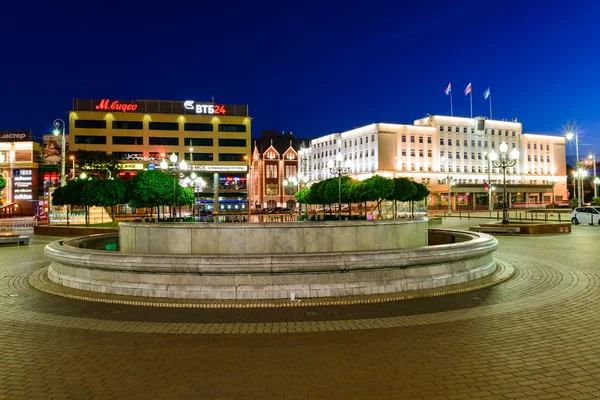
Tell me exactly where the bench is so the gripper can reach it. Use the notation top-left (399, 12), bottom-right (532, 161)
top-left (0, 234), bottom-right (30, 246)
top-left (469, 226), bottom-right (520, 235)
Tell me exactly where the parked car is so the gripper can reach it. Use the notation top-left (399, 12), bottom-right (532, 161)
top-left (570, 207), bottom-right (600, 225)
top-left (34, 213), bottom-right (48, 223)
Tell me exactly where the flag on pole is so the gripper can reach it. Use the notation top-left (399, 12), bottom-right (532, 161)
top-left (444, 83), bottom-right (451, 95)
top-left (484, 87), bottom-right (491, 99)
top-left (464, 83), bottom-right (472, 95)
top-left (483, 180), bottom-right (490, 192)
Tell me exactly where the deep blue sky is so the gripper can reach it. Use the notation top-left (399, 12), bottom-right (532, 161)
top-left (1, 0), bottom-right (598, 157)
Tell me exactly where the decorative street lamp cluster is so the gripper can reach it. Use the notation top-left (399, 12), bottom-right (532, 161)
top-left (489, 142), bottom-right (519, 225)
top-left (327, 153), bottom-right (350, 220)
top-left (52, 119), bottom-right (67, 187)
top-left (160, 153), bottom-right (188, 216)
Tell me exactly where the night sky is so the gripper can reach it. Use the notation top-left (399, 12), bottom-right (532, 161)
top-left (2, 0), bottom-right (598, 157)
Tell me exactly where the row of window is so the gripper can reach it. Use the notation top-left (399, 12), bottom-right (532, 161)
top-left (440, 138), bottom-right (518, 149)
top-left (342, 135), bottom-right (376, 148)
top-left (110, 152), bottom-right (245, 162)
top-left (74, 120), bottom-right (247, 132)
top-left (402, 136), bottom-right (432, 144)
top-left (527, 143), bottom-right (551, 151)
top-left (75, 136), bottom-right (247, 147)
top-left (439, 126), bottom-right (518, 137)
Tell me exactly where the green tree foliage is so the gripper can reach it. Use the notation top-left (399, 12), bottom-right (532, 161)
top-left (294, 187), bottom-right (309, 204)
top-left (392, 178), bottom-right (416, 202)
top-left (81, 179), bottom-right (126, 222)
top-left (175, 185), bottom-right (195, 207)
top-left (69, 150), bottom-right (119, 179)
top-left (408, 181), bottom-right (430, 216)
top-left (52, 179), bottom-right (87, 206)
top-left (362, 175), bottom-right (394, 215)
top-left (126, 170), bottom-right (173, 210)
top-left (0, 176), bottom-right (5, 205)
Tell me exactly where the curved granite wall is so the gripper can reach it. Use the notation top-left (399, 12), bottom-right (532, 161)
top-left (118, 219), bottom-right (429, 255)
top-left (44, 221), bottom-right (498, 300)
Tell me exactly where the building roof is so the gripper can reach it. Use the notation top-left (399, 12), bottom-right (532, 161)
top-left (252, 131), bottom-right (310, 155)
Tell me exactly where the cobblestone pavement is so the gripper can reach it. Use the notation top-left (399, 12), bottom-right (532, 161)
top-left (1, 221), bottom-right (600, 399)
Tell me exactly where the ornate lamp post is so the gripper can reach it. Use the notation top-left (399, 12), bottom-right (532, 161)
top-left (594, 177), bottom-right (600, 198)
top-left (439, 148), bottom-right (452, 215)
top-left (482, 147), bottom-right (493, 211)
top-left (489, 142), bottom-right (519, 225)
top-left (588, 153), bottom-right (597, 198)
top-left (52, 119), bottom-right (67, 187)
top-left (160, 153), bottom-right (188, 218)
top-left (565, 122), bottom-right (581, 207)
top-left (328, 153), bottom-right (350, 220)
top-left (283, 176), bottom-right (298, 215)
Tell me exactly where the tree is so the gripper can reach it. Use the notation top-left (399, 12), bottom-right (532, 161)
top-left (126, 170), bottom-right (173, 218)
top-left (81, 179), bottom-right (126, 223)
top-left (407, 182), bottom-right (430, 217)
top-left (51, 179), bottom-right (88, 225)
top-left (392, 178), bottom-right (416, 218)
top-left (362, 175), bottom-right (394, 218)
top-left (69, 150), bottom-right (119, 179)
top-left (0, 175), bottom-right (5, 205)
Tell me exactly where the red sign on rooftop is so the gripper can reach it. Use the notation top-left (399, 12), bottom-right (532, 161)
top-left (95, 99), bottom-right (138, 113)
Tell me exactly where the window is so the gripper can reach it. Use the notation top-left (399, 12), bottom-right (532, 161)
top-left (185, 138), bottom-right (213, 147)
top-left (419, 136), bottom-right (423, 143)
top-left (149, 137), bottom-right (179, 146)
top-left (505, 131), bottom-right (509, 136)
top-left (464, 140), bottom-right (467, 146)
top-left (448, 139), bottom-right (453, 146)
top-left (512, 131), bottom-right (516, 136)
top-left (112, 121), bottom-right (143, 130)
top-left (219, 139), bottom-right (247, 147)
top-left (456, 152), bottom-right (460, 159)
top-left (344, 141), bottom-right (347, 148)
top-left (463, 127), bottom-right (467, 133)
top-left (188, 153), bottom-right (213, 161)
top-left (547, 155), bottom-right (550, 162)
top-left (478, 153), bottom-right (482, 160)
top-left (485, 129), bottom-right (488, 135)
top-left (410, 136), bottom-right (415, 143)
top-left (218, 153), bottom-right (245, 162)
top-left (512, 143), bottom-right (516, 149)
top-left (149, 122), bottom-right (179, 131)
top-left (427, 150), bottom-right (432, 158)
top-left (471, 128), bottom-right (475, 134)
top-left (371, 149), bottom-right (375, 156)
top-left (491, 130), bottom-right (495, 135)
top-left (546, 144), bottom-right (550, 151)
top-left (218, 124), bottom-right (246, 132)
top-left (265, 184), bottom-right (278, 195)
top-left (471, 152), bottom-right (475, 159)
top-left (402, 149), bottom-right (407, 156)
top-left (440, 138), bottom-right (444, 145)
top-left (74, 120), bottom-right (106, 129)
top-left (410, 149), bottom-right (415, 156)
top-left (360, 151), bottom-right (363, 158)
top-left (112, 136), bottom-right (143, 145)
top-left (427, 136), bottom-right (432, 144)
top-left (360, 138), bottom-right (363, 145)
top-left (491, 142), bottom-right (495, 148)
top-left (354, 139), bottom-right (357, 146)
top-left (371, 135), bottom-right (375, 141)
top-left (333, 139), bottom-right (336, 144)
top-left (419, 150), bottom-right (424, 157)
top-left (464, 152), bottom-right (468, 159)
top-left (74, 135), bottom-right (107, 144)
top-left (478, 140), bottom-right (481, 147)
top-left (534, 155), bottom-right (538, 161)
top-left (464, 166), bottom-right (468, 172)
top-left (534, 144), bottom-right (537, 150)
top-left (455, 127), bottom-right (459, 133)
top-left (184, 123), bottom-right (213, 132)
top-left (448, 153), bottom-right (453, 159)
top-left (528, 155), bottom-right (531, 161)
top-left (528, 143), bottom-right (531, 149)
top-left (402, 135), bottom-right (406, 143)
top-left (439, 126), bottom-right (444, 132)
top-left (471, 140), bottom-right (475, 147)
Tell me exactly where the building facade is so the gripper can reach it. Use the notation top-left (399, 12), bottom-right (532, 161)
top-left (250, 131), bottom-right (308, 210)
top-left (0, 130), bottom-right (42, 216)
top-left (69, 98), bottom-right (252, 212)
top-left (299, 116), bottom-right (568, 210)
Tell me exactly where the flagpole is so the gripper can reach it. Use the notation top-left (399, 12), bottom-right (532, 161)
top-left (450, 90), bottom-right (453, 116)
top-left (489, 92), bottom-right (493, 120)
top-left (470, 90), bottom-right (473, 118)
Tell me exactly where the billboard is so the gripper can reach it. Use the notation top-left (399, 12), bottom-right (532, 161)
top-left (42, 134), bottom-right (70, 165)
top-left (0, 130), bottom-right (32, 142)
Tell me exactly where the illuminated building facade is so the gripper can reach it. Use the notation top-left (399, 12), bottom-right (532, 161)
top-left (69, 98), bottom-right (252, 212)
top-left (299, 116), bottom-right (567, 210)
top-left (250, 131), bottom-right (308, 210)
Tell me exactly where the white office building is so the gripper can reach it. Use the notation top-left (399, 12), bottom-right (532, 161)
top-left (299, 115), bottom-right (567, 210)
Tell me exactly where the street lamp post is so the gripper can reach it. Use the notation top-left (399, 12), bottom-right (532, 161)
top-left (594, 177), bottom-right (600, 198)
top-left (160, 153), bottom-right (188, 218)
top-left (489, 142), bottom-right (519, 225)
top-left (565, 122), bottom-right (581, 207)
top-left (52, 119), bottom-right (67, 187)
top-left (328, 153), bottom-right (350, 221)
top-left (440, 148), bottom-right (452, 215)
top-left (283, 176), bottom-right (298, 216)
top-left (482, 148), bottom-right (493, 211)
top-left (588, 153), bottom-right (597, 198)
top-left (69, 155), bottom-right (75, 180)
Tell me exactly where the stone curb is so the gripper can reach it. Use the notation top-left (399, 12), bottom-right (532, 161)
top-left (28, 260), bottom-right (514, 308)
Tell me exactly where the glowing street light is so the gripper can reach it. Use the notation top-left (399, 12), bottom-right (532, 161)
top-left (565, 121), bottom-right (581, 207)
top-left (328, 153), bottom-right (351, 220)
top-left (490, 142), bottom-right (519, 224)
top-left (52, 119), bottom-right (67, 187)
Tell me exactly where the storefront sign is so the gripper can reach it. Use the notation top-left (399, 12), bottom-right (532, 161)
top-left (119, 163), bottom-right (144, 170)
top-left (95, 99), bottom-right (138, 112)
top-left (192, 165), bottom-right (247, 172)
top-left (1, 130), bottom-right (32, 142)
top-left (184, 100), bottom-right (227, 115)
top-left (13, 169), bottom-right (33, 200)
